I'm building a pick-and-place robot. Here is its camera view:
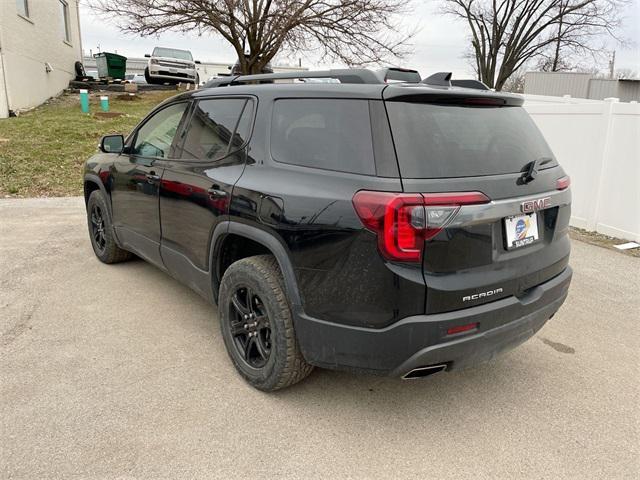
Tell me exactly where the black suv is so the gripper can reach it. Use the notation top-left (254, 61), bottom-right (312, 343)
top-left (83, 69), bottom-right (572, 391)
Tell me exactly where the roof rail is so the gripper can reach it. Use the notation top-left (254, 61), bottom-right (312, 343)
top-left (422, 72), bottom-right (452, 87)
top-left (203, 69), bottom-right (382, 88)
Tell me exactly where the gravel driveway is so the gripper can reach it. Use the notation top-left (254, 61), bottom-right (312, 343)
top-left (1, 197), bottom-right (639, 479)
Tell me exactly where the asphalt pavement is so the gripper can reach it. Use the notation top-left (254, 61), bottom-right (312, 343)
top-left (1, 197), bottom-right (638, 479)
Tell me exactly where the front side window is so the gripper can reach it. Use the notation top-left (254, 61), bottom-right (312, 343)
top-left (270, 99), bottom-right (375, 175)
top-left (133, 103), bottom-right (189, 159)
top-left (179, 98), bottom-right (253, 161)
top-left (60, 1), bottom-right (70, 42)
top-left (16, 0), bottom-right (29, 17)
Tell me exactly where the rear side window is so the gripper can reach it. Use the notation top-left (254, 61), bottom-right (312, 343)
top-left (180, 98), bottom-right (252, 161)
top-left (270, 99), bottom-right (375, 175)
top-left (386, 103), bottom-right (556, 178)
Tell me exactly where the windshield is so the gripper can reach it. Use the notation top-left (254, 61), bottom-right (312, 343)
top-left (152, 48), bottom-right (193, 61)
top-left (386, 103), bottom-right (556, 178)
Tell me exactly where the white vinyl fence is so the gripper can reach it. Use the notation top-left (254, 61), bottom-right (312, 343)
top-left (523, 94), bottom-right (640, 242)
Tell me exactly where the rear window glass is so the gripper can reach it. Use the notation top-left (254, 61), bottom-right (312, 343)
top-left (386, 103), bottom-right (556, 178)
top-left (270, 99), bottom-right (375, 175)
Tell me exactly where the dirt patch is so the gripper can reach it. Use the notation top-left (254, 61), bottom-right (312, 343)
top-left (116, 94), bottom-right (141, 101)
top-left (93, 112), bottom-right (125, 119)
top-left (570, 228), bottom-right (639, 258)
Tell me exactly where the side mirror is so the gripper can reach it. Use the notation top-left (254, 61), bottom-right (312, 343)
top-left (144, 53), bottom-right (151, 58)
top-left (195, 60), bottom-right (201, 64)
top-left (100, 134), bottom-right (124, 153)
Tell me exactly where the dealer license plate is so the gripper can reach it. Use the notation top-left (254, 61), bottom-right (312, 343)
top-left (504, 213), bottom-right (539, 250)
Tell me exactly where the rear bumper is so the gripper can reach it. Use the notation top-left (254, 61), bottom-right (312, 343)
top-left (294, 266), bottom-right (572, 377)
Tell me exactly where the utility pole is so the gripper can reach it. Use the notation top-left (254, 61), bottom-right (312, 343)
top-left (608, 51), bottom-right (616, 79)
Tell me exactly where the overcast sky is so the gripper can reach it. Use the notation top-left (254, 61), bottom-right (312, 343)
top-left (80, 1), bottom-right (640, 77)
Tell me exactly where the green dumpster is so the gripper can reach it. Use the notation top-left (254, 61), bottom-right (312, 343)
top-left (94, 52), bottom-right (127, 80)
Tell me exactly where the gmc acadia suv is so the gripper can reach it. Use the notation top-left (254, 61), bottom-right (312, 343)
top-left (83, 69), bottom-right (572, 391)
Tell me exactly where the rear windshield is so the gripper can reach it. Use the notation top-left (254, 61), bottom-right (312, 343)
top-left (153, 48), bottom-right (193, 61)
top-left (386, 103), bottom-right (556, 178)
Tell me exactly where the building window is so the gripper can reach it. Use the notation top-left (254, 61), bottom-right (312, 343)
top-left (16, 0), bottom-right (29, 18)
top-left (60, 1), bottom-right (71, 43)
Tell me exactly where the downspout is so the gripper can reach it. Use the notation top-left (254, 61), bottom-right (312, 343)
top-left (0, 26), bottom-right (11, 118)
top-left (75, 0), bottom-right (83, 64)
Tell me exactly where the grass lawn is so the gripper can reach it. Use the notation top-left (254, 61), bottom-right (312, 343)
top-left (0, 90), bottom-right (178, 197)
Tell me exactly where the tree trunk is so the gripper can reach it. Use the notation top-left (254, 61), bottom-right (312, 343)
top-left (551, 4), bottom-right (564, 72)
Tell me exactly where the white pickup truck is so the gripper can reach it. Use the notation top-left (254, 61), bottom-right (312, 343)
top-left (144, 47), bottom-right (200, 85)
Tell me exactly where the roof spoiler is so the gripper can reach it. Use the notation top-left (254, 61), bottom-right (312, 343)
top-left (422, 72), bottom-right (490, 91)
top-left (451, 79), bottom-right (490, 90)
top-left (422, 72), bottom-right (452, 87)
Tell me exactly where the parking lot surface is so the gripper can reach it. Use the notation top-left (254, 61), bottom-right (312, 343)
top-left (1, 197), bottom-right (639, 479)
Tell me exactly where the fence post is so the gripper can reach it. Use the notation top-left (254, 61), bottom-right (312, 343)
top-left (588, 97), bottom-right (619, 232)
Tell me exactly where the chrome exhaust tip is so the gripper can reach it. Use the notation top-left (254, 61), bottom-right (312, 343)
top-left (402, 364), bottom-right (447, 380)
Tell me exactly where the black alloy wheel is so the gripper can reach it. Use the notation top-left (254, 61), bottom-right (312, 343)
top-left (218, 255), bottom-right (313, 391)
top-left (90, 204), bottom-right (107, 253)
top-left (86, 190), bottom-right (132, 264)
top-left (228, 286), bottom-right (272, 368)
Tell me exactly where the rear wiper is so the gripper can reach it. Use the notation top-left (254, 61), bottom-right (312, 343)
top-left (521, 157), bottom-right (553, 184)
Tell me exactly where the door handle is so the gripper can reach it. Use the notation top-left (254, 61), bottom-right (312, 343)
top-left (207, 187), bottom-right (228, 198)
top-left (146, 173), bottom-right (161, 184)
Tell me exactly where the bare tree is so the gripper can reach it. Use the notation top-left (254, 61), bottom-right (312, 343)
top-left (89, 0), bottom-right (414, 74)
top-left (615, 68), bottom-right (639, 79)
top-left (501, 69), bottom-right (526, 92)
top-left (442, 0), bottom-right (628, 90)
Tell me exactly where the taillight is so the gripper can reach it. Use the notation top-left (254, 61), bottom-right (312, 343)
top-left (352, 191), bottom-right (490, 262)
top-left (556, 175), bottom-right (570, 190)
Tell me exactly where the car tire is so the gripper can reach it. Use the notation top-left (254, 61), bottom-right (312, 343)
top-left (74, 61), bottom-right (86, 80)
top-left (144, 67), bottom-right (155, 85)
top-left (86, 190), bottom-right (132, 264)
top-left (218, 255), bottom-right (313, 391)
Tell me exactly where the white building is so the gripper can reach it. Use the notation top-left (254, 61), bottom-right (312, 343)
top-left (524, 72), bottom-right (640, 102)
top-left (0, 0), bottom-right (83, 118)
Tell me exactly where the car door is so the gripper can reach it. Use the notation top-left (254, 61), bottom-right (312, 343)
top-left (111, 101), bottom-right (190, 267)
top-left (158, 96), bottom-right (255, 297)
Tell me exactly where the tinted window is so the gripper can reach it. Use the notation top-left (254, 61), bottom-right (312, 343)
top-left (386, 103), bottom-right (556, 178)
top-left (271, 99), bottom-right (375, 175)
top-left (230, 100), bottom-right (254, 150)
top-left (133, 103), bottom-right (188, 158)
top-left (180, 98), bottom-right (251, 161)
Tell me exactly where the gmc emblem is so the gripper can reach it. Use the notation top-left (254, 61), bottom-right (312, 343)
top-left (521, 197), bottom-right (551, 213)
